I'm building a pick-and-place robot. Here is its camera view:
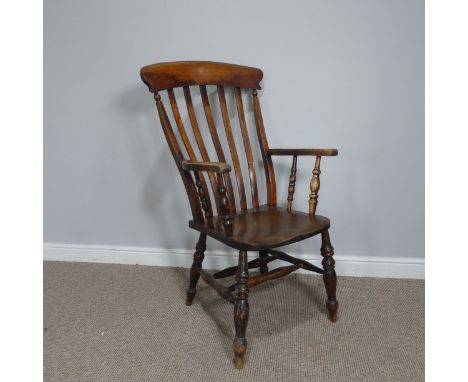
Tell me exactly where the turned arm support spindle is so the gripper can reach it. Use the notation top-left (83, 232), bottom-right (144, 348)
top-left (182, 160), bottom-right (234, 236)
top-left (309, 156), bottom-right (321, 216)
top-left (287, 155), bottom-right (298, 212)
top-left (216, 173), bottom-right (233, 236)
top-left (268, 148), bottom-right (337, 216)
top-left (193, 172), bottom-right (213, 228)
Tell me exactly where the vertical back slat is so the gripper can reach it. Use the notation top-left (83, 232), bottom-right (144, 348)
top-left (167, 89), bottom-right (197, 160)
top-left (199, 85), bottom-right (236, 214)
top-left (217, 86), bottom-right (248, 211)
top-left (252, 89), bottom-right (277, 206)
top-left (167, 88), bottom-right (213, 217)
top-left (234, 87), bottom-right (259, 209)
top-left (154, 94), bottom-right (204, 222)
top-left (183, 86), bottom-right (221, 213)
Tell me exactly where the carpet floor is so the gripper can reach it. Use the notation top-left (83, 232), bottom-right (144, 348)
top-left (44, 261), bottom-right (424, 382)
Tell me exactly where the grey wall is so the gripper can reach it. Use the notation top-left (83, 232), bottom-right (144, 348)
top-left (44, 0), bottom-right (424, 258)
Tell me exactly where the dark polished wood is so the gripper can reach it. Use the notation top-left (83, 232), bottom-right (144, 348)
top-left (167, 89), bottom-right (215, 218)
top-left (217, 174), bottom-right (233, 236)
top-left (189, 205), bottom-right (330, 251)
top-left (309, 156), bottom-right (322, 216)
top-left (287, 155), bottom-right (298, 212)
top-left (218, 85), bottom-right (248, 211)
top-left (213, 254), bottom-right (278, 279)
top-left (199, 84), bottom-right (236, 213)
top-left (183, 86), bottom-right (223, 213)
top-left (258, 249), bottom-right (269, 274)
top-left (193, 172), bottom-right (213, 228)
top-left (186, 233), bottom-right (207, 306)
top-left (247, 264), bottom-right (302, 288)
top-left (198, 269), bottom-right (236, 304)
top-left (253, 89), bottom-right (276, 206)
top-left (268, 249), bottom-right (324, 274)
top-left (233, 250), bottom-right (249, 369)
top-left (182, 160), bottom-right (231, 174)
top-left (141, 61), bottom-right (339, 369)
top-left (268, 148), bottom-right (338, 156)
top-left (141, 61), bottom-right (263, 92)
top-left (235, 87), bottom-right (259, 209)
top-left (154, 93), bottom-right (204, 223)
top-left (321, 229), bottom-right (339, 322)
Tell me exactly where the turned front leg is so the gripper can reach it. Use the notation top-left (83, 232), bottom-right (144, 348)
top-left (233, 250), bottom-right (249, 369)
top-left (287, 155), bottom-right (298, 212)
top-left (321, 229), bottom-right (338, 322)
top-left (186, 233), bottom-right (207, 306)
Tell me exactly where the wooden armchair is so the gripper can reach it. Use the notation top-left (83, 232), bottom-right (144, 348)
top-left (140, 61), bottom-right (338, 369)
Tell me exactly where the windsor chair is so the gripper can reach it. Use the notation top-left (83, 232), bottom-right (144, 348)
top-left (140, 61), bottom-right (339, 369)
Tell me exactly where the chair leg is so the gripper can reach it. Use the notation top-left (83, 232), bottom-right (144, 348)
top-left (186, 233), bottom-right (207, 306)
top-left (233, 250), bottom-right (249, 369)
top-left (258, 249), bottom-right (269, 274)
top-left (321, 229), bottom-right (339, 322)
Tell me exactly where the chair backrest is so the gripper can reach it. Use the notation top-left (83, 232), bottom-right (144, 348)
top-left (140, 61), bottom-right (277, 223)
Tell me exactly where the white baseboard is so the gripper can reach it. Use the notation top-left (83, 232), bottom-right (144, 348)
top-left (44, 243), bottom-right (424, 279)
top-left (43, 243), bottom-right (424, 279)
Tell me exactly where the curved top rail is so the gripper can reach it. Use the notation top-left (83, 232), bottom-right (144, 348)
top-left (140, 61), bottom-right (263, 92)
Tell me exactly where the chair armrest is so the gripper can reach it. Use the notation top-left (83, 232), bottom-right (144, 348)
top-left (182, 160), bottom-right (233, 236)
top-left (271, 149), bottom-right (337, 215)
top-left (267, 148), bottom-right (338, 157)
top-left (182, 160), bottom-right (232, 174)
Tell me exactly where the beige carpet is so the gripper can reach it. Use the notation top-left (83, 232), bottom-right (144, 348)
top-left (44, 261), bottom-right (424, 382)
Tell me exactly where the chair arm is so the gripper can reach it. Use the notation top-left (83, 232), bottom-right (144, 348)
top-left (182, 160), bottom-right (232, 174)
top-left (181, 160), bottom-right (233, 236)
top-left (270, 149), bottom-right (337, 215)
top-left (267, 148), bottom-right (338, 157)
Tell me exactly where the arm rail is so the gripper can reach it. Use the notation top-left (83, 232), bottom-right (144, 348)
top-left (267, 148), bottom-right (338, 214)
top-left (267, 148), bottom-right (338, 157)
top-left (182, 160), bottom-right (233, 235)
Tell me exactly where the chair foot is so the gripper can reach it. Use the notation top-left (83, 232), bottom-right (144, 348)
top-left (233, 337), bottom-right (247, 369)
top-left (185, 289), bottom-right (196, 306)
top-left (326, 299), bottom-right (339, 322)
top-left (321, 229), bottom-right (339, 322)
top-left (186, 233), bottom-right (206, 306)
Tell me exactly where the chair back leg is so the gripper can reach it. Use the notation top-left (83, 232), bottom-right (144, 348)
top-left (258, 249), bottom-right (269, 274)
top-left (186, 233), bottom-right (207, 306)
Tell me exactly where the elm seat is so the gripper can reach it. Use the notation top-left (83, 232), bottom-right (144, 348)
top-left (190, 205), bottom-right (330, 251)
